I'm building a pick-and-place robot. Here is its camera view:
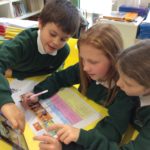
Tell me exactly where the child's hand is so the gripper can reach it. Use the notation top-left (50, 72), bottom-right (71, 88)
top-left (1, 103), bottom-right (25, 132)
top-left (48, 124), bottom-right (80, 144)
top-left (20, 92), bottom-right (38, 109)
top-left (34, 134), bottom-right (62, 150)
top-left (5, 68), bottom-right (12, 78)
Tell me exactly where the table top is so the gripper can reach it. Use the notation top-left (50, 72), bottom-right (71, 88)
top-left (0, 76), bottom-right (108, 150)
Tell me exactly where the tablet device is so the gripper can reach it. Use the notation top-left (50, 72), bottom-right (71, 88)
top-left (0, 113), bottom-right (29, 150)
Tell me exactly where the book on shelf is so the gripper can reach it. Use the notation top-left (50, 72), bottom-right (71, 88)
top-left (0, 18), bottom-right (38, 29)
top-left (103, 11), bottom-right (138, 22)
top-left (12, 1), bottom-right (27, 17)
top-left (26, 0), bottom-right (40, 12)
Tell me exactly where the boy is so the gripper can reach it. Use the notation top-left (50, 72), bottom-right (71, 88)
top-left (0, 0), bottom-right (80, 132)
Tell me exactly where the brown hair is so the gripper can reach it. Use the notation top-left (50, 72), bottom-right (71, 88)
top-left (39, 0), bottom-right (80, 36)
top-left (118, 39), bottom-right (150, 88)
top-left (78, 22), bottom-right (123, 106)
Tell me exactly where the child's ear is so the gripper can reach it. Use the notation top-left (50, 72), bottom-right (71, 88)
top-left (143, 88), bottom-right (150, 96)
top-left (38, 19), bottom-right (43, 29)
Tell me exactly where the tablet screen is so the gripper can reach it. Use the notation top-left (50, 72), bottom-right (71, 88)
top-left (0, 114), bottom-right (29, 150)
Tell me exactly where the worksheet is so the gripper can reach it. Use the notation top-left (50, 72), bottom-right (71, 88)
top-left (9, 79), bottom-right (101, 136)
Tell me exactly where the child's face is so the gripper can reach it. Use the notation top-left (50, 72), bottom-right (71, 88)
top-left (38, 22), bottom-right (71, 54)
top-left (79, 44), bottom-right (111, 81)
top-left (117, 65), bottom-right (148, 96)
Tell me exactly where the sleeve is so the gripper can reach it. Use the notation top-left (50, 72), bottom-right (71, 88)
top-left (33, 63), bottom-right (80, 99)
top-left (0, 73), bottom-right (14, 107)
top-left (62, 142), bottom-right (85, 150)
top-left (63, 123), bottom-right (150, 150)
top-left (0, 30), bottom-right (31, 72)
top-left (74, 91), bottom-right (140, 148)
top-left (93, 92), bottom-right (140, 142)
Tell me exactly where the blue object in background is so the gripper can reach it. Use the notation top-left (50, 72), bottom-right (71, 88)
top-left (119, 5), bottom-right (149, 17)
top-left (138, 23), bottom-right (150, 39)
top-left (137, 10), bottom-right (150, 39)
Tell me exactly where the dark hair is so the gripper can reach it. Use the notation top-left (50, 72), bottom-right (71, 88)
top-left (39, 0), bottom-right (80, 36)
top-left (118, 39), bottom-right (150, 88)
top-left (78, 22), bottom-right (123, 106)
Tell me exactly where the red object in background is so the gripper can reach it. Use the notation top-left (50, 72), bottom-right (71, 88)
top-left (0, 25), bottom-right (6, 36)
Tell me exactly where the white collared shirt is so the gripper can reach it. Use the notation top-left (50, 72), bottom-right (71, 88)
top-left (96, 80), bottom-right (115, 89)
top-left (140, 95), bottom-right (150, 107)
top-left (37, 30), bottom-right (57, 56)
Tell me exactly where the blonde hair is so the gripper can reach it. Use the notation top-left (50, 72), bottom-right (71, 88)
top-left (118, 39), bottom-right (150, 88)
top-left (78, 23), bottom-right (123, 106)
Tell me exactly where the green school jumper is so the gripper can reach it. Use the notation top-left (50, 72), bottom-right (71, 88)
top-left (61, 106), bottom-right (150, 150)
top-left (34, 63), bottom-right (140, 149)
top-left (0, 28), bottom-right (69, 107)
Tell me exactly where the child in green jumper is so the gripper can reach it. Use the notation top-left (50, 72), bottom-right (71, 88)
top-left (34, 40), bottom-right (150, 150)
top-left (22, 23), bottom-right (139, 150)
top-left (0, 0), bottom-right (80, 132)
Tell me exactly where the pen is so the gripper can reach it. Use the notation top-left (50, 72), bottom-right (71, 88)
top-left (30, 89), bottom-right (48, 99)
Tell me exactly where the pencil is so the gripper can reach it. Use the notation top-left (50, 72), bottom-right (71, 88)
top-left (30, 90), bottom-right (48, 99)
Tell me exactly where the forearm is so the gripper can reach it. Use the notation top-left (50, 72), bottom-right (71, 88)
top-left (61, 130), bottom-right (118, 150)
top-left (0, 73), bottom-right (14, 107)
top-left (71, 129), bottom-right (134, 150)
top-left (34, 64), bottom-right (80, 100)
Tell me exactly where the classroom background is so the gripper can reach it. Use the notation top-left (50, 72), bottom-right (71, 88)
top-left (0, 0), bottom-right (150, 149)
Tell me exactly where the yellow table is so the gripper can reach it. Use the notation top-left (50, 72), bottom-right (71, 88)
top-left (0, 83), bottom-right (108, 150)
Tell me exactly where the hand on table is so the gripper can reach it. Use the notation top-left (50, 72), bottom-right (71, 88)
top-left (1, 103), bottom-right (25, 132)
top-left (20, 92), bottom-right (38, 109)
top-left (34, 134), bottom-right (62, 150)
top-left (48, 124), bottom-right (80, 144)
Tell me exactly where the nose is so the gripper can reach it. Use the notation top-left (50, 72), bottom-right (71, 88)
top-left (53, 37), bottom-right (60, 47)
top-left (83, 62), bottom-right (90, 72)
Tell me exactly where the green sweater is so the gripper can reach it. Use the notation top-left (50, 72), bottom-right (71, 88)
top-left (0, 28), bottom-right (69, 106)
top-left (61, 106), bottom-right (150, 150)
top-left (34, 63), bottom-right (140, 148)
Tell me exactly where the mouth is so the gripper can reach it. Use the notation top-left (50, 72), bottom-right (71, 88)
top-left (88, 74), bottom-right (96, 78)
top-left (47, 44), bottom-right (57, 51)
top-left (88, 73), bottom-right (95, 76)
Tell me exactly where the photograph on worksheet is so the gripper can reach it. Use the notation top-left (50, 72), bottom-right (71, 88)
top-left (20, 88), bottom-right (101, 137)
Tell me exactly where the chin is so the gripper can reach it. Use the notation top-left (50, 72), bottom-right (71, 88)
top-left (45, 49), bottom-right (53, 54)
top-left (126, 93), bottom-right (132, 96)
top-left (90, 76), bottom-right (97, 81)
top-left (126, 92), bottom-right (137, 96)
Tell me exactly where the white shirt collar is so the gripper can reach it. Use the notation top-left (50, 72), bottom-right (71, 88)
top-left (140, 95), bottom-right (150, 107)
top-left (37, 30), bottom-right (57, 56)
top-left (96, 80), bottom-right (115, 89)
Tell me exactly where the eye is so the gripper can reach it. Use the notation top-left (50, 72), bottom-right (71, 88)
top-left (49, 32), bottom-right (57, 37)
top-left (61, 37), bottom-right (69, 42)
top-left (61, 38), bottom-right (67, 42)
top-left (89, 60), bottom-right (99, 64)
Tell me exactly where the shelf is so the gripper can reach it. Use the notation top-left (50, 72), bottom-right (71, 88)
top-left (0, 0), bottom-right (9, 5)
top-left (16, 10), bottom-right (42, 19)
top-left (11, 0), bottom-right (21, 2)
top-left (0, 0), bottom-right (44, 19)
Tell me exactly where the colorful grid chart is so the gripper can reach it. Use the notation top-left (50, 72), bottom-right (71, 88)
top-left (23, 88), bottom-right (101, 136)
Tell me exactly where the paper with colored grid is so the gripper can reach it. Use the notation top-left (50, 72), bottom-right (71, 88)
top-left (9, 78), bottom-right (101, 136)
